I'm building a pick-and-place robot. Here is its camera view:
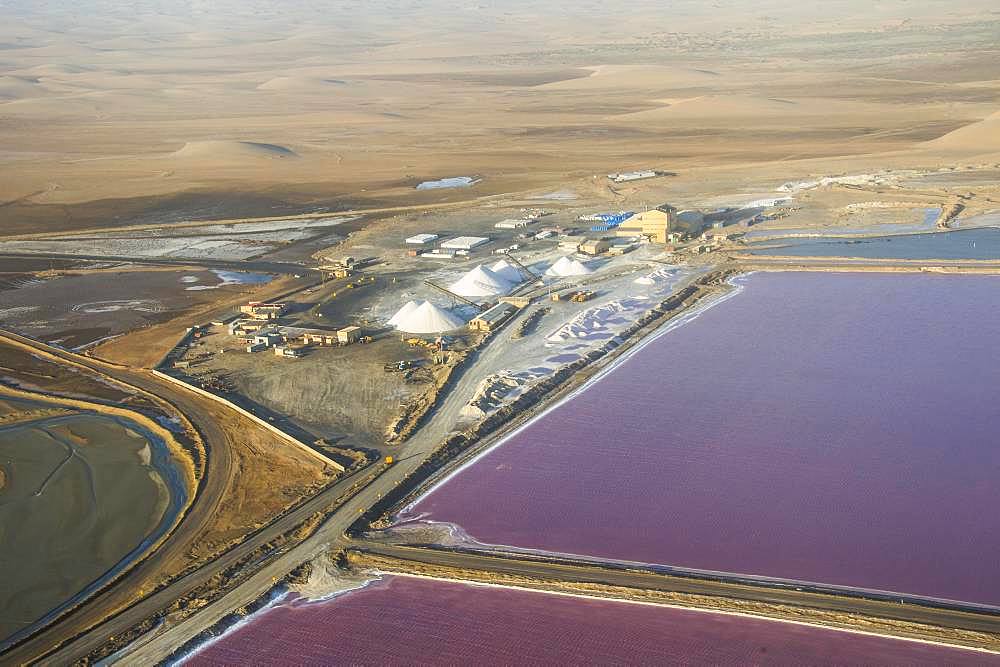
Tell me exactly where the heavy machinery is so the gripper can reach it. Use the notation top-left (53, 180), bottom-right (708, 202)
top-left (570, 290), bottom-right (595, 302)
top-left (383, 360), bottom-right (414, 373)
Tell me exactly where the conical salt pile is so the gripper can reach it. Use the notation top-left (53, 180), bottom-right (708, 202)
top-left (634, 276), bottom-right (655, 286)
top-left (490, 259), bottom-right (524, 285)
top-left (449, 265), bottom-right (514, 298)
top-left (545, 256), bottom-right (594, 277)
top-left (391, 300), bottom-right (466, 333)
top-left (388, 300), bottom-right (421, 327)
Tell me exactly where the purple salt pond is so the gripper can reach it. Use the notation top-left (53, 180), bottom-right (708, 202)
top-left (186, 576), bottom-right (993, 666)
top-left (405, 272), bottom-right (1000, 606)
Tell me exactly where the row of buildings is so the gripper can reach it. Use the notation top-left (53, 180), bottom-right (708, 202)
top-left (240, 325), bottom-right (363, 355)
top-left (229, 301), bottom-right (363, 357)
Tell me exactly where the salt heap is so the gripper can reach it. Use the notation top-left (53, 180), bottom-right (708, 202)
top-left (545, 256), bottom-right (594, 277)
top-left (490, 259), bottom-right (524, 285)
top-left (449, 265), bottom-right (514, 298)
top-left (634, 276), bottom-right (655, 286)
top-left (387, 300), bottom-right (420, 327)
top-left (389, 300), bottom-right (466, 333)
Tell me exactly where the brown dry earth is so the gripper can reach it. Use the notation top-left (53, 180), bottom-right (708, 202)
top-left (1, 1), bottom-right (998, 235)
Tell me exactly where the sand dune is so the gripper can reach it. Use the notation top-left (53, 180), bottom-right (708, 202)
top-left (924, 111), bottom-right (1000, 154)
top-left (611, 94), bottom-right (881, 124)
top-left (22, 64), bottom-right (92, 77)
top-left (170, 141), bottom-right (299, 161)
top-left (1, 0), bottom-right (998, 224)
top-left (537, 65), bottom-right (730, 91)
top-left (0, 76), bottom-right (48, 101)
top-left (257, 76), bottom-right (348, 91)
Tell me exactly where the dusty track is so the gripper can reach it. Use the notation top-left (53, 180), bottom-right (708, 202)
top-left (733, 255), bottom-right (1000, 273)
top-left (349, 545), bottom-right (1000, 652)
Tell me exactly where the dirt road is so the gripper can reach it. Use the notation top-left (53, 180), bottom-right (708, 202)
top-left (350, 544), bottom-right (1000, 647)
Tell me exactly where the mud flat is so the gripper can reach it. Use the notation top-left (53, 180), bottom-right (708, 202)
top-left (0, 268), bottom-right (270, 349)
top-left (400, 272), bottom-right (1000, 607)
top-left (0, 412), bottom-right (187, 646)
top-left (182, 575), bottom-right (997, 666)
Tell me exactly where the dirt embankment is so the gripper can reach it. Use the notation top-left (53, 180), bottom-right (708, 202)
top-left (734, 256), bottom-right (1000, 274)
top-left (164, 397), bottom-right (337, 566)
top-left (938, 200), bottom-right (967, 228)
top-left (0, 404), bottom-right (73, 427)
top-left (0, 338), bottom-right (204, 487)
top-left (348, 551), bottom-right (1000, 654)
top-left (0, 385), bottom-right (199, 495)
top-left (386, 346), bottom-right (475, 444)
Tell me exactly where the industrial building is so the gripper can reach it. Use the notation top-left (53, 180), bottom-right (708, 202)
top-left (406, 233), bottom-right (439, 245)
top-left (494, 219), bottom-right (531, 230)
top-left (440, 236), bottom-right (490, 251)
top-left (230, 320), bottom-right (268, 335)
top-left (421, 248), bottom-right (458, 259)
top-left (615, 205), bottom-right (677, 244)
top-left (468, 302), bottom-right (518, 332)
top-left (251, 331), bottom-right (284, 348)
top-left (337, 326), bottom-right (361, 344)
top-left (579, 238), bottom-right (611, 255)
top-left (239, 301), bottom-right (286, 320)
top-left (677, 210), bottom-right (705, 227)
top-left (302, 331), bottom-right (339, 346)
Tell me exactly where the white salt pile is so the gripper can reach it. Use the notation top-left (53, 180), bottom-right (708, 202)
top-left (389, 300), bottom-right (466, 333)
top-left (634, 276), bottom-right (655, 285)
top-left (449, 265), bottom-right (514, 298)
top-left (490, 259), bottom-right (524, 284)
top-left (545, 256), bottom-right (594, 277)
top-left (387, 300), bottom-right (421, 327)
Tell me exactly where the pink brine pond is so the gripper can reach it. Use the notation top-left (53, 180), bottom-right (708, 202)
top-left (186, 576), bottom-right (995, 666)
top-left (402, 272), bottom-right (1000, 607)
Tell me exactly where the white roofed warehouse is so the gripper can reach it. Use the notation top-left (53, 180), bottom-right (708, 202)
top-left (440, 236), bottom-right (490, 251)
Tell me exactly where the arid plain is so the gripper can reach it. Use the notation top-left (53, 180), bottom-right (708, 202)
top-left (2, 0), bottom-right (999, 234)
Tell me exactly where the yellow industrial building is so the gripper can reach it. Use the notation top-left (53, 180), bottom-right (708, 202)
top-left (616, 205), bottom-right (677, 243)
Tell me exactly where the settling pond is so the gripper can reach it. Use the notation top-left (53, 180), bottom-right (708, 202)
top-left (0, 411), bottom-right (187, 647)
top-left (401, 272), bottom-right (1000, 607)
top-left (185, 576), bottom-right (996, 666)
top-left (749, 227), bottom-right (1000, 260)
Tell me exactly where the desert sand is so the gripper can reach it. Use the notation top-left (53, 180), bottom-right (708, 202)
top-left (0, 1), bottom-right (998, 234)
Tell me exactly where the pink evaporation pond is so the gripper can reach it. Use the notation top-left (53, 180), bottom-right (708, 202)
top-left (405, 273), bottom-right (1000, 606)
top-left (186, 576), bottom-right (995, 666)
